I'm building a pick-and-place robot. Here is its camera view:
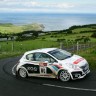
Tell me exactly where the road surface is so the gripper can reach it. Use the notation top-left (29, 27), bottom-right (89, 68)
top-left (0, 57), bottom-right (96, 96)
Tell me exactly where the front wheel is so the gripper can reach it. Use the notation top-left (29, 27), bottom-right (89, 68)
top-left (18, 68), bottom-right (27, 78)
top-left (58, 70), bottom-right (70, 82)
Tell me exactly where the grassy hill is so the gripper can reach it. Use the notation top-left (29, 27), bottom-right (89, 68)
top-left (0, 23), bottom-right (44, 34)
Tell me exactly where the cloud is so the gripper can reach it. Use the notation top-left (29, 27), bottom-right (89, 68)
top-left (0, 0), bottom-right (95, 13)
top-left (49, 3), bottom-right (73, 9)
top-left (26, 2), bottom-right (75, 9)
top-left (0, 0), bottom-right (75, 9)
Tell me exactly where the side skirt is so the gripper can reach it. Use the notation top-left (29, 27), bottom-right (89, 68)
top-left (28, 73), bottom-right (56, 78)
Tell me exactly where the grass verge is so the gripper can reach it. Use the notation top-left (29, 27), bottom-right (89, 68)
top-left (0, 52), bottom-right (23, 59)
top-left (78, 46), bottom-right (96, 70)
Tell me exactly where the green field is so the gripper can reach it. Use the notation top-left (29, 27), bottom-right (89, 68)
top-left (41, 32), bottom-right (96, 43)
top-left (0, 39), bottom-right (58, 52)
top-left (0, 39), bottom-right (59, 59)
top-left (0, 23), bottom-right (23, 34)
top-left (0, 26), bottom-right (23, 34)
top-left (0, 32), bottom-right (95, 53)
top-left (72, 27), bottom-right (96, 33)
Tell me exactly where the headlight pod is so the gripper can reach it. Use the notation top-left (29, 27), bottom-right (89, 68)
top-left (66, 63), bottom-right (80, 70)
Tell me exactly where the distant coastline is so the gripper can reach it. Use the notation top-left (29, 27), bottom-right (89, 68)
top-left (0, 23), bottom-right (96, 34)
top-left (0, 13), bottom-right (96, 31)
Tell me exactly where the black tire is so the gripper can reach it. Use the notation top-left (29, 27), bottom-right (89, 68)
top-left (18, 68), bottom-right (27, 78)
top-left (58, 70), bottom-right (70, 82)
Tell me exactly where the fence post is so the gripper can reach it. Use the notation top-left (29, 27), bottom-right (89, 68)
top-left (11, 36), bottom-right (15, 52)
top-left (77, 42), bottom-right (79, 53)
top-left (12, 41), bottom-right (14, 51)
top-left (60, 42), bottom-right (63, 49)
top-left (0, 45), bottom-right (1, 51)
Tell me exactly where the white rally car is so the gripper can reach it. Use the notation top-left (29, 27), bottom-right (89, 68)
top-left (12, 48), bottom-right (90, 82)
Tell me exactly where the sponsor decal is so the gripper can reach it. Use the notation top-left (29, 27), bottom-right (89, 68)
top-left (73, 58), bottom-right (84, 64)
top-left (27, 67), bottom-right (37, 71)
top-left (23, 64), bottom-right (39, 73)
top-left (52, 64), bottom-right (63, 71)
top-left (53, 64), bottom-right (63, 69)
top-left (52, 66), bottom-right (58, 71)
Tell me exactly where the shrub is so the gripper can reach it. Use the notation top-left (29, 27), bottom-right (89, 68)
top-left (91, 32), bottom-right (96, 38)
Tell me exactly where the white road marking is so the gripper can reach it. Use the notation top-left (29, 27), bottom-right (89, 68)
top-left (43, 84), bottom-right (96, 92)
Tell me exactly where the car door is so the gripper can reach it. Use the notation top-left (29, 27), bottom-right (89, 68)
top-left (33, 52), bottom-right (58, 76)
top-left (26, 52), bottom-right (57, 77)
top-left (25, 53), bottom-right (40, 75)
top-left (33, 52), bottom-right (49, 75)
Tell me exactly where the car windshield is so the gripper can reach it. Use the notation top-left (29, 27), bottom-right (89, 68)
top-left (48, 49), bottom-right (72, 60)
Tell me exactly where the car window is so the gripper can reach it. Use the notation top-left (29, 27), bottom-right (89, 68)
top-left (34, 53), bottom-right (57, 63)
top-left (48, 49), bottom-right (72, 60)
top-left (26, 53), bottom-right (34, 61)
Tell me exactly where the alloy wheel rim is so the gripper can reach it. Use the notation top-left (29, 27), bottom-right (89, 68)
top-left (60, 71), bottom-right (70, 81)
top-left (19, 68), bottom-right (27, 78)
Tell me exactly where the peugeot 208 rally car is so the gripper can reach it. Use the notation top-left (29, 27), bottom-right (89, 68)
top-left (13, 48), bottom-right (90, 82)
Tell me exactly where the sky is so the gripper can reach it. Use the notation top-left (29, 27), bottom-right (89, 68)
top-left (0, 0), bottom-right (96, 13)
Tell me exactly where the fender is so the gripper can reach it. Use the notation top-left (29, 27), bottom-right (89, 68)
top-left (12, 63), bottom-right (19, 75)
top-left (57, 69), bottom-right (67, 75)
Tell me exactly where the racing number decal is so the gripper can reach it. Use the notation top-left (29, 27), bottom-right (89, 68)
top-left (39, 62), bottom-right (47, 74)
top-left (40, 67), bottom-right (47, 74)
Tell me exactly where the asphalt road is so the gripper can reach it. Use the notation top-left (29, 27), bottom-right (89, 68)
top-left (0, 57), bottom-right (96, 96)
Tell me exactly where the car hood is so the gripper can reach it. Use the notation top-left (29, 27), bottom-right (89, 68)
top-left (61, 54), bottom-right (87, 67)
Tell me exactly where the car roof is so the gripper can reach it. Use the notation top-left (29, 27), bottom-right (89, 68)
top-left (24, 48), bottom-right (57, 55)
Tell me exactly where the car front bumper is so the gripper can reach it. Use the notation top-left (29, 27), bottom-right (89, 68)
top-left (71, 69), bottom-right (90, 80)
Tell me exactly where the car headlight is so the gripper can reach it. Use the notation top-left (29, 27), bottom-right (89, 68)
top-left (66, 63), bottom-right (80, 70)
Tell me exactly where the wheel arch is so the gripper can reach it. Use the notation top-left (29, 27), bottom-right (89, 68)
top-left (57, 69), bottom-right (67, 76)
top-left (17, 66), bottom-right (29, 76)
top-left (57, 69), bottom-right (72, 79)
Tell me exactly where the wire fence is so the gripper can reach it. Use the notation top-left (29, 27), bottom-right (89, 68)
top-left (60, 42), bottom-right (96, 53)
top-left (0, 41), bottom-right (96, 53)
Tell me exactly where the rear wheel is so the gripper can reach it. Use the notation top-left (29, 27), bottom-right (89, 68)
top-left (19, 68), bottom-right (27, 78)
top-left (59, 70), bottom-right (70, 82)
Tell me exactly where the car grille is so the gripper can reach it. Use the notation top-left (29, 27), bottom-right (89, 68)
top-left (80, 64), bottom-right (89, 73)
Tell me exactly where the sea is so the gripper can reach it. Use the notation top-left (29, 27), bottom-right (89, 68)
top-left (0, 13), bottom-right (96, 31)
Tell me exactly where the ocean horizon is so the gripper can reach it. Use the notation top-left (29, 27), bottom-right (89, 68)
top-left (0, 13), bottom-right (96, 31)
